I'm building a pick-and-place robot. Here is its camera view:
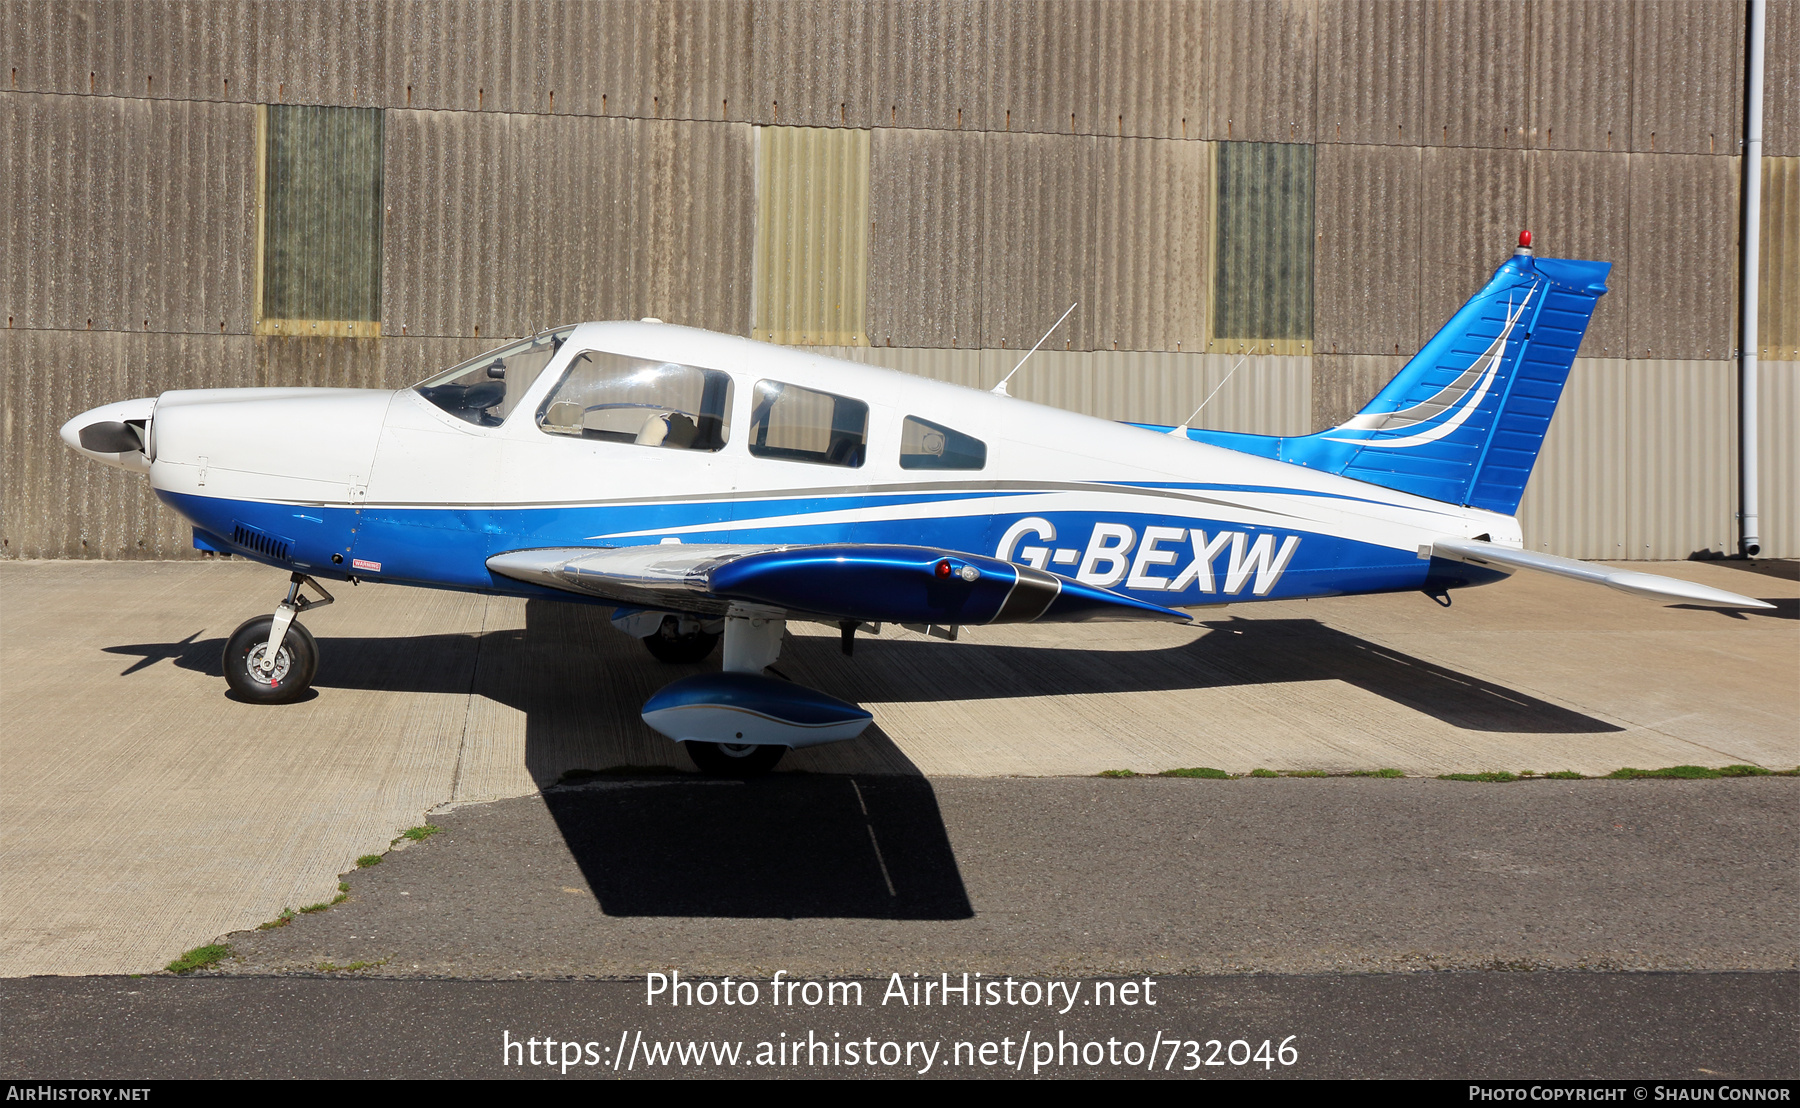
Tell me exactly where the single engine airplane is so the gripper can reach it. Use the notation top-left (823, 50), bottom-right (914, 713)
top-left (62, 233), bottom-right (1769, 774)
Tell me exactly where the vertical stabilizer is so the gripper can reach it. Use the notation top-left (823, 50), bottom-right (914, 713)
top-left (1189, 235), bottom-right (1609, 514)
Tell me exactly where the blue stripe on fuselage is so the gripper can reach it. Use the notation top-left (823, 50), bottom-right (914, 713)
top-left (155, 487), bottom-right (1434, 608)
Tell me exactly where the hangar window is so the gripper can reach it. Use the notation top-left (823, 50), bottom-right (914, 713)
top-left (256, 104), bottom-right (385, 337)
top-left (415, 327), bottom-right (574, 426)
top-left (899, 416), bottom-right (985, 470)
top-left (536, 350), bottom-right (733, 451)
top-left (748, 381), bottom-right (868, 467)
top-left (1212, 141), bottom-right (1314, 354)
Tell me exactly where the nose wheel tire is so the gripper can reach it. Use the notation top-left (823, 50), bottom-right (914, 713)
top-left (685, 741), bottom-right (786, 778)
top-left (223, 615), bottom-right (318, 704)
top-left (643, 615), bottom-right (721, 664)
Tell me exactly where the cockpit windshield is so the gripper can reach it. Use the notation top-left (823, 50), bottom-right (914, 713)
top-left (414, 326), bottom-right (578, 426)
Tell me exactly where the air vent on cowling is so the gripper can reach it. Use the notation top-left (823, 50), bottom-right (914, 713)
top-left (231, 522), bottom-right (292, 563)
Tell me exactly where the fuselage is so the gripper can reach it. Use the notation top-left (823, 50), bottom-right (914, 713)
top-left (83, 322), bottom-right (1521, 611)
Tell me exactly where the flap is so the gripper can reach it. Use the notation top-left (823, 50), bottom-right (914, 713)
top-left (488, 543), bottom-right (1192, 626)
top-left (486, 544), bottom-right (780, 614)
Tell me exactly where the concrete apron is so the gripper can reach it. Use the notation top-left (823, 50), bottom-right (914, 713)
top-left (0, 558), bottom-right (1793, 975)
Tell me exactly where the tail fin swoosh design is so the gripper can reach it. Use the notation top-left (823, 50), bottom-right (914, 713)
top-left (1323, 289), bottom-right (1534, 449)
top-left (1183, 245), bottom-right (1609, 514)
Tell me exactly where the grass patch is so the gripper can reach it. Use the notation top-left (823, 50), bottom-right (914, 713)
top-left (1438, 771), bottom-right (1521, 783)
top-left (1349, 768), bottom-right (1406, 778)
top-left (1720, 765), bottom-right (1773, 777)
top-left (356, 855), bottom-right (382, 868)
top-left (1159, 767), bottom-right (1233, 779)
top-left (1248, 769), bottom-right (1279, 778)
top-left (296, 882), bottom-right (353, 912)
top-left (1607, 765), bottom-right (1721, 780)
top-left (166, 944), bottom-right (231, 975)
top-left (398, 825), bottom-right (441, 842)
top-left (297, 890), bottom-right (347, 913)
top-left (257, 909), bottom-right (296, 931)
top-left (1097, 769), bottom-right (1138, 778)
top-left (1541, 771), bottom-right (1585, 780)
top-left (1282, 770), bottom-right (1329, 778)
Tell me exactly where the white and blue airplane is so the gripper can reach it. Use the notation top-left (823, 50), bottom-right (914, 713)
top-left (62, 233), bottom-right (1769, 774)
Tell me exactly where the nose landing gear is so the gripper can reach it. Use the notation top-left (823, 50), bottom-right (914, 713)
top-left (223, 572), bottom-right (334, 704)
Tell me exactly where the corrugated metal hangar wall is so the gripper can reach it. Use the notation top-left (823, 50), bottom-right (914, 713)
top-left (2, 0), bottom-right (1796, 561)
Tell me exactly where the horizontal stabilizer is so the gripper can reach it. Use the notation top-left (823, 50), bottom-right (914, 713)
top-left (1428, 539), bottom-right (1773, 609)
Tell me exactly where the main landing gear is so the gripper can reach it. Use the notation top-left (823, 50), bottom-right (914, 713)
top-left (684, 739), bottom-right (787, 777)
top-left (681, 613), bottom-right (788, 776)
top-left (222, 572), bottom-right (334, 704)
top-left (642, 614), bottom-right (721, 664)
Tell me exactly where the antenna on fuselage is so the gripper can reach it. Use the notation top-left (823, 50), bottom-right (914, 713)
top-left (1166, 355), bottom-right (1248, 436)
top-left (991, 302), bottom-right (1078, 397)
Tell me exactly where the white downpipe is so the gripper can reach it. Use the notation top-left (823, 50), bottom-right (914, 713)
top-left (1740, 0), bottom-right (1765, 556)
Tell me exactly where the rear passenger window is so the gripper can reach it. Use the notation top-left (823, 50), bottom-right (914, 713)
top-left (748, 380), bottom-right (868, 467)
top-left (900, 416), bottom-right (986, 470)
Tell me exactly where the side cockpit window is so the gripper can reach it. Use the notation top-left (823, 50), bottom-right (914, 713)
top-left (537, 351), bottom-right (733, 451)
top-left (747, 380), bottom-right (868, 467)
top-left (900, 415), bottom-right (986, 470)
top-left (415, 326), bottom-right (575, 426)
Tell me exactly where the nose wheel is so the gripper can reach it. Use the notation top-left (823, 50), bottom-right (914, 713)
top-left (222, 572), bottom-right (334, 704)
top-left (224, 615), bottom-right (318, 703)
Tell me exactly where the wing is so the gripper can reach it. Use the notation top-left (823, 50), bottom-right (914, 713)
top-left (486, 543), bottom-right (1191, 625)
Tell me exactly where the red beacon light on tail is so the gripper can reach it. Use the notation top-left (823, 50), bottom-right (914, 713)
top-left (1515, 229), bottom-right (1533, 256)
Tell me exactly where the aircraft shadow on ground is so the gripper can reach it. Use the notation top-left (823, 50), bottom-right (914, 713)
top-left (784, 615), bottom-right (1624, 735)
top-left (540, 772), bottom-right (973, 919)
top-left (102, 601), bottom-right (976, 920)
top-left (102, 598), bottom-right (1635, 920)
top-left (1668, 597), bottom-right (1798, 621)
top-left (106, 602), bottom-right (1627, 734)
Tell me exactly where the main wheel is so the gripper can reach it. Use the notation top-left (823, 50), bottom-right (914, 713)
top-left (223, 615), bottom-right (318, 704)
top-left (685, 741), bottom-right (786, 778)
top-left (643, 615), bottom-right (720, 664)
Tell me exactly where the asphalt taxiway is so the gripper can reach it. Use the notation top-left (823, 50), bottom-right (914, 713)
top-left (5, 972), bottom-right (1795, 1079)
top-left (212, 775), bottom-right (1798, 978)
